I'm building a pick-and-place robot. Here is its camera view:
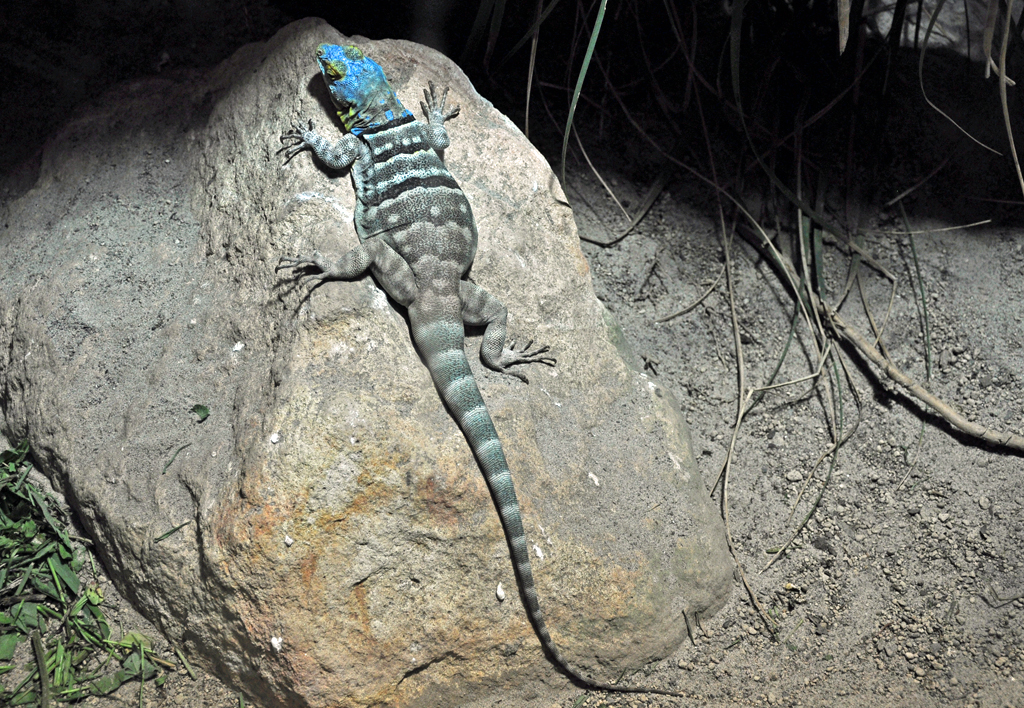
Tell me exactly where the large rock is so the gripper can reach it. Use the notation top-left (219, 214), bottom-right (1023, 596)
top-left (0, 18), bottom-right (731, 708)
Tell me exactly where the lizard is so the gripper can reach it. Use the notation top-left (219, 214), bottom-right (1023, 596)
top-left (276, 43), bottom-right (684, 699)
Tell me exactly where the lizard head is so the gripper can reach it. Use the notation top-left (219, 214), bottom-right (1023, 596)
top-left (315, 44), bottom-right (413, 135)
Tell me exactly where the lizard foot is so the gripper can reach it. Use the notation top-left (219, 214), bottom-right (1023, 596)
top-left (277, 253), bottom-right (329, 288)
top-left (276, 253), bottom-right (319, 271)
top-left (420, 81), bottom-right (460, 126)
top-left (278, 120), bottom-right (316, 163)
top-left (495, 340), bottom-right (556, 383)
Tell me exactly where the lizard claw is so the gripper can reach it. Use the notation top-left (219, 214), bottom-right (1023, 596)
top-left (277, 253), bottom-right (330, 290)
top-left (278, 119), bottom-right (315, 163)
top-left (420, 81), bottom-right (460, 126)
top-left (495, 339), bottom-right (556, 383)
top-left (276, 254), bottom-right (316, 272)
top-left (509, 339), bottom-right (555, 362)
top-left (278, 251), bottom-right (327, 274)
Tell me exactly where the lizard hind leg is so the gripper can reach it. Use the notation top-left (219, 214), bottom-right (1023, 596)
top-left (459, 280), bottom-right (556, 383)
top-left (277, 239), bottom-right (417, 306)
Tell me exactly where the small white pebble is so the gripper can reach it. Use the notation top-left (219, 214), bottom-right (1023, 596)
top-left (496, 583), bottom-right (505, 601)
top-left (786, 470), bottom-right (803, 482)
top-left (533, 544), bottom-right (545, 560)
top-left (588, 472), bottom-right (601, 486)
top-left (284, 535), bottom-right (294, 547)
top-left (270, 432), bottom-right (281, 444)
top-left (271, 637), bottom-right (283, 652)
top-left (233, 342), bottom-right (245, 352)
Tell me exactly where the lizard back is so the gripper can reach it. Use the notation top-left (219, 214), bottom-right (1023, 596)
top-left (354, 117), bottom-right (478, 284)
top-left (278, 43), bottom-right (683, 699)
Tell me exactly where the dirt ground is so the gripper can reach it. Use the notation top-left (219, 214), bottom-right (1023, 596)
top-left (31, 124), bottom-right (1024, 708)
top-left (3, 8), bottom-right (1023, 707)
top-left (556, 160), bottom-right (1024, 708)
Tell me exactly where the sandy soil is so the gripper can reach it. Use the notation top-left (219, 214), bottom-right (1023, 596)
top-left (57, 132), bottom-right (1024, 708)
top-left (2, 8), bottom-right (1022, 706)
top-left (553, 146), bottom-right (1024, 708)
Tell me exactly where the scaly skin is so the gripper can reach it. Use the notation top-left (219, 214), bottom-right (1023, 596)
top-left (277, 44), bottom-right (682, 698)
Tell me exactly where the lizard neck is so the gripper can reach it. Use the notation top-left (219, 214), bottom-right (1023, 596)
top-left (354, 113), bottom-right (416, 137)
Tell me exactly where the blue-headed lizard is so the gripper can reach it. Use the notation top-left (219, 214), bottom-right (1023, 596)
top-left (277, 44), bottom-right (684, 699)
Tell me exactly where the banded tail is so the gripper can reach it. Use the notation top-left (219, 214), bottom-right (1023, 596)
top-left (282, 42), bottom-right (685, 698)
top-left (411, 312), bottom-right (684, 698)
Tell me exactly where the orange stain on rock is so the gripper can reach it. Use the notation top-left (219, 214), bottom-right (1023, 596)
top-left (414, 473), bottom-right (462, 529)
top-left (349, 582), bottom-right (373, 638)
top-left (298, 551), bottom-right (321, 592)
top-left (202, 426), bottom-right (502, 706)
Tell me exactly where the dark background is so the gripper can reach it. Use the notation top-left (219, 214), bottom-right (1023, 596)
top-left (2, 0), bottom-right (1022, 227)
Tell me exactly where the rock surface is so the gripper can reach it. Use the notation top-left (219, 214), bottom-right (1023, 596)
top-left (0, 18), bottom-right (731, 708)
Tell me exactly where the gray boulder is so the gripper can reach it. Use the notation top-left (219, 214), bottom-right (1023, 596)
top-left (0, 18), bottom-right (731, 708)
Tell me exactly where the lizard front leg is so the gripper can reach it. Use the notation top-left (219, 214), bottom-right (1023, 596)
top-left (278, 237), bottom-right (418, 306)
top-left (460, 280), bottom-right (555, 383)
top-left (279, 119), bottom-right (361, 171)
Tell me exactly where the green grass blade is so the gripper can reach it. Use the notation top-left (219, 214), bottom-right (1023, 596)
top-left (461, 0), bottom-right (497, 64)
top-left (161, 443), bottom-right (192, 475)
top-left (155, 521), bottom-right (191, 543)
top-left (0, 634), bottom-right (19, 661)
top-left (560, 0), bottom-right (608, 185)
top-left (0, 440), bottom-right (30, 466)
top-left (485, 0), bottom-right (508, 64)
top-left (31, 630), bottom-right (50, 708)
